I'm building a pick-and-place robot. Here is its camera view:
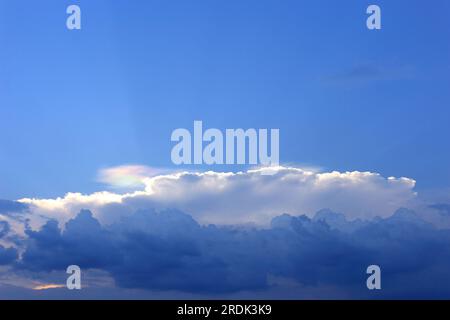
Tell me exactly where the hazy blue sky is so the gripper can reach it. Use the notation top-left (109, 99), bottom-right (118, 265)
top-left (1, 0), bottom-right (450, 199)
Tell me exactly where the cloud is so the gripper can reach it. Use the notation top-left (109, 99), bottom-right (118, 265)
top-left (10, 207), bottom-right (450, 298)
top-left (19, 166), bottom-right (417, 226)
top-left (429, 204), bottom-right (450, 217)
top-left (0, 245), bottom-right (17, 265)
top-left (33, 284), bottom-right (65, 291)
top-left (6, 165), bottom-right (441, 298)
top-left (97, 165), bottom-right (166, 190)
top-left (20, 210), bottom-right (121, 272)
top-left (322, 62), bottom-right (415, 85)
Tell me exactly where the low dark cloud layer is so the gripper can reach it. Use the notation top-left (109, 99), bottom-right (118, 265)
top-left (0, 245), bottom-right (17, 266)
top-left (8, 206), bottom-right (450, 298)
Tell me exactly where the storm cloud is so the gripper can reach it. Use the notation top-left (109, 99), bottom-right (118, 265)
top-left (10, 206), bottom-right (450, 298)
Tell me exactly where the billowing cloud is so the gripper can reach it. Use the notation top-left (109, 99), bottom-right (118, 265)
top-left (19, 166), bottom-right (417, 226)
top-left (9, 207), bottom-right (450, 298)
top-left (0, 245), bottom-right (17, 265)
top-left (4, 165), bottom-right (443, 298)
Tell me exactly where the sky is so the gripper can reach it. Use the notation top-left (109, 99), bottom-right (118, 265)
top-left (0, 0), bottom-right (449, 199)
top-left (1, 0), bottom-right (450, 299)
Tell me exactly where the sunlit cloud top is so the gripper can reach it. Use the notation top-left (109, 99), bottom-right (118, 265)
top-left (19, 166), bottom-right (417, 227)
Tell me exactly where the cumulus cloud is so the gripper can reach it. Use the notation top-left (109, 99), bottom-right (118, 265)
top-left (9, 207), bottom-right (450, 298)
top-left (19, 210), bottom-right (121, 272)
top-left (0, 245), bottom-right (17, 265)
top-left (4, 165), bottom-right (443, 298)
top-left (19, 166), bottom-right (417, 226)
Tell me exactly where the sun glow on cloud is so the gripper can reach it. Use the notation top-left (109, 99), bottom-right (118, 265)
top-left (18, 165), bottom-right (417, 227)
top-left (32, 284), bottom-right (65, 291)
top-left (6, 166), bottom-right (450, 299)
top-left (97, 165), bottom-right (166, 190)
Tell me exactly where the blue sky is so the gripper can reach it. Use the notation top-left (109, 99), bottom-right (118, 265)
top-left (1, 0), bottom-right (450, 199)
top-left (1, 0), bottom-right (450, 299)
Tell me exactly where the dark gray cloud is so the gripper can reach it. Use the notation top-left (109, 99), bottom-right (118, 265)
top-left (10, 206), bottom-right (450, 298)
top-left (0, 244), bottom-right (17, 265)
top-left (20, 210), bottom-right (121, 272)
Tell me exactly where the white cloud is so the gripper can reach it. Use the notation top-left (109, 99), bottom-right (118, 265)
top-left (19, 166), bottom-right (417, 226)
top-left (97, 164), bottom-right (165, 189)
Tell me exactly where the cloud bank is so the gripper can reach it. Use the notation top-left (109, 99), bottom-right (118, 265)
top-left (3, 165), bottom-right (446, 299)
top-left (19, 166), bottom-right (417, 227)
top-left (6, 207), bottom-right (450, 298)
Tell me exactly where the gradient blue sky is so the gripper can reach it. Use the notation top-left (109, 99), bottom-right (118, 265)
top-left (1, 0), bottom-right (450, 199)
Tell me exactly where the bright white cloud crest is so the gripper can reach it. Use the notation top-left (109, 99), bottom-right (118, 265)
top-left (19, 166), bottom-right (417, 227)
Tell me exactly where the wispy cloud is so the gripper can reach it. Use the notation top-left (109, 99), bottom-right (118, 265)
top-left (32, 284), bottom-right (65, 291)
top-left (322, 62), bottom-right (415, 86)
top-left (96, 165), bottom-right (167, 190)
